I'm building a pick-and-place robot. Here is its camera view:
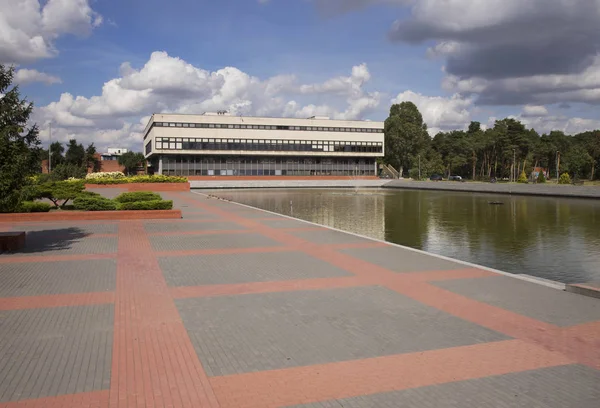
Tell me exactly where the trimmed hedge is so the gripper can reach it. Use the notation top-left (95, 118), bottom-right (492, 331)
top-left (78, 191), bottom-right (101, 198)
top-left (114, 191), bottom-right (162, 203)
top-left (18, 201), bottom-right (52, 213)
top-left (117, 200), bottom-right (173, 211)
top-left (73, 196), bottom-right (118, 211)
top-left (85, 175), bottom-right (187, 185)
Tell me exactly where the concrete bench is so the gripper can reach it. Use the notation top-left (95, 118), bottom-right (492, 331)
top-left (0, 231), bottom-right (26, 251)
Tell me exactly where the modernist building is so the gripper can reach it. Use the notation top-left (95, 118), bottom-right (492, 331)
top-left (143, 112), bottom-right (384, 176)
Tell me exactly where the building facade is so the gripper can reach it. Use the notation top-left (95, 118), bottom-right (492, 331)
top-left (143, 113), bottom-right (385, 177)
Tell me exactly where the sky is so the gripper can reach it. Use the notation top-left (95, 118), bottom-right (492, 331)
top-left (2, 0), bottom-right (600, 152)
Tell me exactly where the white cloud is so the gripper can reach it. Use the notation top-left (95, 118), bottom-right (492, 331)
top-left (34, 52), bottom-right (382, 150)
top-left (520, 115), bottom-right (600, 135)
top-left (391, 90), bottom-right (474, 134)
top-left (0, 0), bottom-right (102, 64)
top-left (522, 105), bottom-right (548, 117)
top-left (14, 68), bottom-right (61, 85)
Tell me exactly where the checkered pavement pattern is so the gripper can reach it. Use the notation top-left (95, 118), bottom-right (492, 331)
top-left (0, 192), bottom-right (598, 407)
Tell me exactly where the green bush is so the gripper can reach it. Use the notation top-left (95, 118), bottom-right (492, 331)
top-left (536, 171), bottom-right (546, 183)
top-left (85, 175), bottom-right (186, 185)
top-left (73, 196), bottom-right (117, 211)
top-left (127, 175), bottom-right (187, 183)
top-left (114, 191), bottom-right (162, 203)
top-left (517, 171), bottom-right (528, 183)
top-left (77, 190), bottom-right (101, 198)
top-left (50, 163), bottom-right (86, 181)
top-left (37, 180), bottom-right (86, 208)
top-left (117, 200), bottom-right (173, 211)
top-left (17, 201), bottom-right (52, 213)
top-left (558, 173), bottom-right (572, 185)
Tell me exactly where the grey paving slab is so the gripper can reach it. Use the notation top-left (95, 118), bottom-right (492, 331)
top-left (287, 364), bottom-right (600, 408)
top-left (0, 259), bottom-right (116, 297)
top-left (149, 232), bottom-right (281, 252)
top-left (286, 229), bottom-right (372, 245)
top-left (433, 275), bottom-right (600, 326)
top-left (11, 223), bottom-right (118, 234)
top-left (0, 304), bottom-right (113, 402)
top-left (259, 218), bottom-right (313, 229)
top-left (144, 220), bottom-right (243, 233)
top-left (160, 251), bottom-right (351, 287)
top-left (3, 231), bottom-right (117, 256)
top-left (176, 286), bottom-right (507, 376)
top-left (340, 245), bottom-right (466, 273)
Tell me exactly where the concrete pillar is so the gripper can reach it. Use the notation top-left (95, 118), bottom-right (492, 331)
top-left (158, 156), bottom-right (163, 175)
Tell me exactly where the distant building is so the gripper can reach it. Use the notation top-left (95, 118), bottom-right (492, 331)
top-left (100, 147), bottom-right (128, 161)
top-left (142, 113), bottom-right (384, 176)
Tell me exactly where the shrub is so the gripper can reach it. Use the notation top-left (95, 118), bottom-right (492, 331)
top-left (84, 174), bottom-right (186, 185)
top-left (85, 171), bottom-right (126, 180)
top-left (73, 196), bottom-right (117, 211)
top-left (77, 190), bottom-right (101, 198)
top-left (50, 163), bottom-right (87, 181)
top-left (18, 201), bottom-right (52, 213)
top-left (117, 200), bottom-right (173, 211)
top-left (127, 175), bottom-right (187, 183)
top-left (37, 180), bottom-right (86, 208)
top-left (114, 191), bottom-right (162, 203)
top-left (536, 172), bottom-right (546, 183)
top-left (558, 173), bottom-right (572, 185)
top-left (517, 171), bottom-right (528, 183)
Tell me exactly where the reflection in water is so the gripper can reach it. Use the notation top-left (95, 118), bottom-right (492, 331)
top-left (207, 189), bottom-right (600, 284)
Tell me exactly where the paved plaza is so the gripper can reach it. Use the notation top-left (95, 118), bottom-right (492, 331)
top-left (0, 191), bottom-right (599, 407)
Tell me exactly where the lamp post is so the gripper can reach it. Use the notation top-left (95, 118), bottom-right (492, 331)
top-left (418, 154), bottom-right (421, 180)
top-left (48, 122), bottom-right (52, 173)
top-left (512, 148), bottom-right (516, 182)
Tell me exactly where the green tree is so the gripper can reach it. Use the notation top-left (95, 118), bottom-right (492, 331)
top-left (558, 173), bottom-right (571, 185)
top-left (537, 171), bottom-right (546, 183)
top-left (563, 145), bottom-right (593, 180)
top-left (65, 139), bottom-right (85, 167)
top-left (49, 141), bottom-right (65, 168)
top-left (118, 151), bottom-right (145, 175)
top-left (0, 65), bottom-right (41, 212)
top-left (85, 143), bottom-right (101, 172)
top-left (384, 102), bottom-right (430, 177)
top-left (50, 163), bottom-right (87, 180)
top-left (37, 180), bottom-right (85, 208)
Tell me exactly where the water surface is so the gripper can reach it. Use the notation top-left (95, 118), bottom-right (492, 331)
top-left (207, 188), bottom-right (600, 284)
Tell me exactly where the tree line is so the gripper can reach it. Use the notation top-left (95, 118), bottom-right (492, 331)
top-left (384, 102), bottom-right (600, 181)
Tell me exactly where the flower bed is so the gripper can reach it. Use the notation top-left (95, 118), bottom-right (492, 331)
top-left (85, 174), bottom-right (187, 184)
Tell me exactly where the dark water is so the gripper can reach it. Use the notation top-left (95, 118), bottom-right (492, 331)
top-left (206, 188), bottom-right (600, 284)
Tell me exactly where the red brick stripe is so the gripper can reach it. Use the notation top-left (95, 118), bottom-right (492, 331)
top-left (170, 276), bottom-right (371, 299)
top-left (210, 340), bottom-right (572, 408)
top-left (0, 292), bottom-right (115, 311)
top-left (110, 221), bottom-right (219, 408)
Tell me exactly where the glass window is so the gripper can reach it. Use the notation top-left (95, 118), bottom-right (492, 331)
top-left (215, 124), bottom-right (222, 128)
top-left (259, 125), bottom-right (265, 129)
top-left (176, 123), bottom-right (182, 127)
top-left (228, 124), bottom-right (234, 129)
top-left (169, 123), bottom-right (176, 127)
top-left (183, 123), bottom-right (189, 128)
top-left (209, 124), bottom-right (215, 128)
top-left (234, 124), bottom-right (240, 129)
top-left (253, 125), bottom-right (259, 129)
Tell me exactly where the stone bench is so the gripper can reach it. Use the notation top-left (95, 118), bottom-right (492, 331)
top-left (0, 231), bottom-right (26, 252)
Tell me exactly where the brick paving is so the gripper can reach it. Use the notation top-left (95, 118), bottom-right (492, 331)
top-left (0, 191), bottom-right (598, 407)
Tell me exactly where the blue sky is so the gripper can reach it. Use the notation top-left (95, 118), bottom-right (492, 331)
top-left (3, 0), bottom-right (599, 150)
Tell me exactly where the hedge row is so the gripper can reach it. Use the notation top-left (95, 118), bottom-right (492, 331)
top-left (114, 191), bottom-right (161, 203)
top-left (85, 175), bottom-right (187, 184)
top-left (18, 201), bottom-right (52, 213)
top-left (73, 192), bottom-right (173, 211)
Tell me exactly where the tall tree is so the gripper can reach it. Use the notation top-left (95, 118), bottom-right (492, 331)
top-left (0, 65), bottom-right (41, 212)
top-left (65, 139), bottom-right (85, 167)
top-left (85, 143), bottom-right (101, 172)
top-left (118, 151), bottom-right (145, 175)
top-left (384, 102), bottom-right (430, 177)
top-left (49, 141), bottom-right (65, 168)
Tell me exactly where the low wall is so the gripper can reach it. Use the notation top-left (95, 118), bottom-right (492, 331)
top-left (190, 179), bottom-right (388, 189)
top-left (0, 210), bottom-right (182, 222)
top-left (383, 180), bottom-right (600, 199)
top-left (85, 182), bottom-right (190, 192)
